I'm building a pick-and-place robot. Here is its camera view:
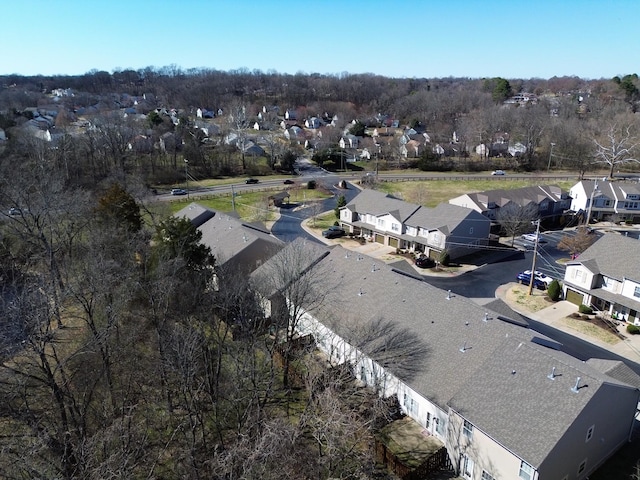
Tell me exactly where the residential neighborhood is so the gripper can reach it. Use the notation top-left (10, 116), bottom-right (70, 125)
top-left (2, 62), bottom-right (640, 479)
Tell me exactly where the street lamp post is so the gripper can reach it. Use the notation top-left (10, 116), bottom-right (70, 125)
top-left (547, 142), bottom-right (555, 172)
top-left (585, 181), bottom-right (600, 226)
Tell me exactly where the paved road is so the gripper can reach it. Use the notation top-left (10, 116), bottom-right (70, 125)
top-left (271, 179), bottom-right (360, 243)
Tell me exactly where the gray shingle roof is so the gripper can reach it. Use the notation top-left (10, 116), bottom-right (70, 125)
top-left (448, 339), bottom-right (618, 467)
top-left (405, 203), bottom-right (488, 232)
top-left (451, 185), bottom-right (567, 211)
top-left (570, 233), bottom-right (640, 282)
top-left (174, 202), bottom-right (216, 228)
top-left (176, 203), bottom-right (282, 267)
top-left (256, 241), bottom-right (640, 468)
top-left (345, 189), bottom-right (421, 223)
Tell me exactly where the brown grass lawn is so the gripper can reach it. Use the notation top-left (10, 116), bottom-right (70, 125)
top-left (375, 179), bottom-right (575, 208)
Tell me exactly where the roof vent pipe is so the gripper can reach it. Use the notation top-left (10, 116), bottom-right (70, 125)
top-left (571, 376), bottom-right (581, 393)
top-left (547, 366), bottom-right (556, 380)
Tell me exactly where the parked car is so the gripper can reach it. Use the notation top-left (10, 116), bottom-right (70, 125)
top-left (8, 207), bottom-right (21, 216)
top-left (322, 226), bottom-right (345, 239)
top-left (523, 269), bottom-right (553, 285)
top-left (516, 272), bottom-right (547, 289)
top-left (491, 170), bottom-right (506, 176)
top-left (171, 188), bottom-right (187, 196)
top-left (245, 178), bottom-right (259, 184)
top-left (415, 255), bottom-right (436, 269)
top-left (283, 179), bottom-right (295, 185)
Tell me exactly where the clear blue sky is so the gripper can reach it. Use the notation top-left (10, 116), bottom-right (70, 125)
top-left (5, 0), bottom-right (638, 80)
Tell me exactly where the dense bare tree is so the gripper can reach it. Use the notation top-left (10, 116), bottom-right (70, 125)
top-left (495, 203), bottom-right (539, 245)
top-left (592, 120), bottom-right (640, 178)
top-left (557, 228), bottom-right (597, 259)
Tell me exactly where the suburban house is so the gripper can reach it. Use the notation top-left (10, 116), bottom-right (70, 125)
top-left (402, 203), bottom-right (490, 259)
top-left (175, 203), bottom-right (283, 274)
top-left (339, 189), bottom-right (490, 260)
top-left (569, 180), bottom-right (640, 224)
top-left (563, 233), bottom-right (640, 324)
top-left (449, 185), bottom-right (572, 225)
top-left (252, 239), bottom-right (640, 480)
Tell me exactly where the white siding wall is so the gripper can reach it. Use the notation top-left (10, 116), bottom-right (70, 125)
top-left (621, 279), bottom-right (640, 302)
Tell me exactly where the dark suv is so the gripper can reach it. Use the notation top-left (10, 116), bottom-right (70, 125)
top-left (516, 272), bottom-right (546, 290)
top-left (322, 226), bottom-right (345, 239)
top-left (245, 178), bottom-right (259, 184)
top-left (415, 255), bottom-right (436, 268)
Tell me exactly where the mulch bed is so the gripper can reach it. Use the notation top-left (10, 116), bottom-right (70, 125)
top-left (570, 313), bottom-right (627, 340)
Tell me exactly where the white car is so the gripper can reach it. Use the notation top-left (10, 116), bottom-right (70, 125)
top-left (522, 233), bottom-right (546, 243)
top-left (491, 170), bottom-right (506, 176)
top-left (523, 269), bottom-right (553, 285)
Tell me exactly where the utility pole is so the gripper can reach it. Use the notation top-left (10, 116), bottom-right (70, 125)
top-left (184, 158), bottom-right (189, 200)
top-left (528, 218), bottom-right (541, 296)
top-left (231, 184), bottom-right (236, 212)
top-left (585, 181), bottom-right (599, 226)
top-left (547, 142), bottom-right (555, 172)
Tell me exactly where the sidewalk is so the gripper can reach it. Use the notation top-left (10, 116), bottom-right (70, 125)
top-left (301, 216), bottom-right (516, 277)
top-left (495, 283), bottom-right (640, 365)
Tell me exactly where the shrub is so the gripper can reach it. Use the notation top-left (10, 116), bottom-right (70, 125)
top-left (581, 314), bottom-right (591, 320)
top-left (439, 251), bottom-right (450, 267)
top-left (307, 180), bottom-right (317, 190)
top-left (570, 312), bottom-right (582, 319)
top-left (547, 279), bottom-right (561, 301)
top-left (578, 304), bottom-right (593, 315)
top-left (626, 324), bottom-right (640, 335)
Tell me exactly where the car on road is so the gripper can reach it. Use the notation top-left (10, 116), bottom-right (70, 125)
top-left (415, 255), bottom-right (436, 269)
top-left (522, 233), bottom-right (546, 243)
top-left (245, 178), bottom-right (259, 184)
top-left (170, 188), bottom-right (188, 196)
top-left (523, 269), bottom-right (553, 286)
top-left (8, 207), bottom-right (21, 215)
top-left (283, 179), bottom-right (295, 185)
top-left (322, 226), bottom-right (345, 239)
top-left (516, 271), bottom-right (547, 289)
top-left (491, 170), bottom-right (506, 176)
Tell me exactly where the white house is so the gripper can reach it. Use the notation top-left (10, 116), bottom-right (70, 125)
top-left (569, 180), bottom-right (640, 223)
top-left (340, 189), bottom-right (491, 259)
top-left (252, 240), bottom-right (640, 480)
top-left (563, 233), bottom-right (640, 324)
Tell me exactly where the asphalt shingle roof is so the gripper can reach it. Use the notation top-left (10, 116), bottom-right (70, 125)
top-left (345, 189), bottom-right (421, 223)
top-left (570, 233), bottom-right (640, 282)
top-left (253, 240), bottom-right (640, 468)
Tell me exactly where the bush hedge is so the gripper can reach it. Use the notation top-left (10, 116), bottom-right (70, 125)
top-left (547, 280), bottom-right (561, 301)
top-left (627, 324), bottom-right (640, 335)
top-left (578, 304), bottom-right (593, 315)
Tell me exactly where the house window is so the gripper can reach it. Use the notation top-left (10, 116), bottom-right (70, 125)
top-left (463, 419), bottom-right (473, 440)
top-left (435, 416), bottom-right (444, 435)
top-left (377, 218), bottom-right (384, 227)
top-left (481, 471), bottom-right (495, 480)
top-left (469, 226), bottom-right (474, 234)
top-left (426, 412), bottom-right (431, 429)
top-left (634, 286), bottom-right (640, 299)
top-left (574, 270), bottom-right (584, 282)
top-left (578, 459), bottom-right (587, 475)
top-left (586, 425), bottom-right (595, 442)
top-left (461, 454), bottom-right (474, 479)
top-left (360, 365), bottom-right (367, 383)
top-left (391, 223), bottom-right (400, 232)
top-left (519, 461), bottom-right (534, 480)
